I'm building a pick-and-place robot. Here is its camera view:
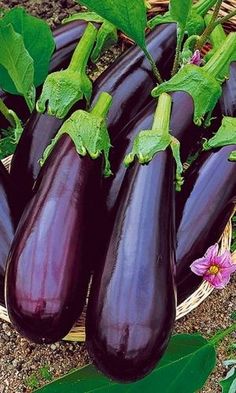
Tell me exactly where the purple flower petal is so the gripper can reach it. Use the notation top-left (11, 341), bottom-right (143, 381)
top-left (189, 50), bottom-right (202, 66)
top-left (190, 256), bottom-right (211, 276)
top-left (205, 243), bottom-right (219, 260)
top-left (221, 263), bottom-right (236, 275)
top-left (204, 271), bottom-right (230, 289)
top-left (215, 250), bottom-right (233, 268)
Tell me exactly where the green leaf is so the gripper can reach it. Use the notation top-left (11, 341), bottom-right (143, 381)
top-left (0, 109), bottom-right (23, 159)
top-left (34, 334), bottom-right (216, 393)
top-left (220, 366), bottom-right (236, 393)
top-left (0, 7), bottom-right (55, 89)
top-left (91, 21), bottom-right (118, 63)
top-left (229, 151), bottom-right (236, 162)
top-left (169, 0), bottom-right (192, 29)
top-left (77, 0), bottom-right (147, 50)
top-left (203, 117), bottom-right (236, 150)
top-left (152, 64), bottom-right (221, 125)
top-left (0, 24), bottom-right (35, 111)
top-left (62, 11), bottom-right (105, 24)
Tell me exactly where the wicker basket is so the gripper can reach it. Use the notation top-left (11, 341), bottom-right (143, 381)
top-left (0, 0), bottom-right (235, 342)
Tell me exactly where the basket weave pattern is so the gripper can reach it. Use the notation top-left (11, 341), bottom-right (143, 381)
top-left (0, 0), bottom-right (235, 341)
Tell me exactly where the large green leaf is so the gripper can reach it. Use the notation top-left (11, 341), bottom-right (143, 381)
top-left (34, 334), bottom-right (216, 393)
top-left (203, 117), bottom-right (236, 150)
top-left (0, 23), bottom-right (35, 111)
top-left (0, 7), bottom-right (55, 91)
top-left (77, 0), bottom-right (147, 50)
top-left (169, 0), bottom-right (193, 28)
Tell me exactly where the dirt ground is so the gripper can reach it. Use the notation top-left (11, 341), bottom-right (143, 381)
top-left (0, 1), bottom-right (235, 392)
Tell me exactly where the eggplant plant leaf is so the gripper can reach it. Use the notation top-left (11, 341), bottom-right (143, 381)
top-left (169, 0), bottom-right (192, 29)
top-left (34, 334), bottom-right (216, 393)
top-left (0, 24), bottom-right (35, 111)
top-left (0, 7), bottom-right (55, 90)
top-left (203, 117), bottom-right (236, 150)
top-left (77, 0), bottom-right (147, 50)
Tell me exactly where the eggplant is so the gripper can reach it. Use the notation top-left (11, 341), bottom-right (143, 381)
top-left (175, 62), bottom-right (236, 303)
top-left (5, 134), bottom-right (101, 343)
top-left (0, 162), bottom-right (17, 306)
top-left (0, 20), bottom-right (89, 128)
top-left (86, 92), bottom-right (197, 382)
top-left (10, 23), bottom-right (176, 219)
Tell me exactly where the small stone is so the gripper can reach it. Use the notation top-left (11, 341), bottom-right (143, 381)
top-left (50, 344), bottom-right (57, 351)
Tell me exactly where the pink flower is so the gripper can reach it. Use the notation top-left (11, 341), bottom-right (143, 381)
top-left (189, 50), bottom-right (202, 66)
top-left (190, 244), bottom-right (236, 289)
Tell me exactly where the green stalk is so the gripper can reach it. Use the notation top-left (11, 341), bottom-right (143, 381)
top-left (205, 13), bottom-right (226, 48)
top-left (68, 22), bottom-right (97, 73)
top-left (143, 48), bottom-right (163, 84)
top-left (193, 0), bottom-right (218, 16)
top-left (214, 9), bottom-right (236, 27)
top-left (90, 92), bottom-right (112, 118)
top-left (196, 0), bottom-right (223, 50)
top-left (204, 32), bottom-right (236, 78)
top-left (0, 99), bottom-right (15, 127)
top-left (210, 322), bottom-right (236, 346)
top-left (171, 27), bottom-right (185, 76)
top-left (152, 93), bottom-right (172, 134)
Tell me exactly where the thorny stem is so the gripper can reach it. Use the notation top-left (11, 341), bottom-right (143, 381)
top-left (0, 99), bottom-right (15, 127)
top-left (143, 48), bottom-right (163, 84)
top-left (210, 321), bottom-right (236, 346)
top-left (171, 27), bottom-right (185, 76)
top-left (214, 9), bottom-right (236, 28)
top-left (195, 0), bottom-right (223, 50)
top-left (152, 93), bottom-right (172, 136)
top-left (90, 92), bottom-right (112, 118)
top-left (68, 22), bottom-right (97, 73)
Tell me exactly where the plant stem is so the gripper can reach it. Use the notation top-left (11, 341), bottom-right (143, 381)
top-left (214, 9), bottom-right (236, 28)
top-left (205, 13), bottom-right (226, 48)
top-left (195, 0), bottom-right (223, 50)
top-left (143, 48), bottom-right (163, 84)
top-left (90, 92), bottom-right (112, 118)
top-left (210, 321), bottom-right (236, 346)
top-left (68, 22), bottom-right (97, 73)
top-left (204, 32), bottom-right (236, 78)
top-left (0, 99), bottom-right (15, 127)
top-left (171, 27), bottom-right (185, 76)
top-left (193, 0), bottom-right (218, 17)
top-left (152, 93), bottom-right (172, 135)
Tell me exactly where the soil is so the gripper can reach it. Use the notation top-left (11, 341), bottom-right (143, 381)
top-left (0, 1), bottom-right (235, 392)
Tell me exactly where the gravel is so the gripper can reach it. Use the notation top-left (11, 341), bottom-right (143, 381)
top-left (0, 1), bottom-right (235, 392)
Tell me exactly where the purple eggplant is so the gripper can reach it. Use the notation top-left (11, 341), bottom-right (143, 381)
top-left (176, 62), bottom-right (236, 303)
top-left (10, 23), bottom-right (176, 219)
top-left (0, 162), bottom-right (17, 306)
top-left (5, 134), bottom-right (101, 343)
top-left (86, 92), bottom-right (197, 382)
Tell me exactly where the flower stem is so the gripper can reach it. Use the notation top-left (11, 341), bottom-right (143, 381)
top-left (203, 32), bottom-right (236, 78)
top-left (68, 22), bottom-right (97, 73)
top-left (195, 0), bottom-right (223, 50)
top-left (171, 27), bottom-right (185, 76)
top-left (0, 99), bottom-right (15, 127)
top-left (214, 9), bottom-right (236, 28)
top-left (90, 92), bottom-right (112, 118)
top-left (193, 0), bottom-right (218, 16)
top-left (143, 48), bottom-right (163, 84)
top-left (210, 321), bottom-right (236, 346)
top-left (152, 93), bottom-right (172, 136)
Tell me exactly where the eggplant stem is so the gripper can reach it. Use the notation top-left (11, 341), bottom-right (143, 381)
top-left (90, 92), bottom-right (112, 118)
top-left (204, 32), bottom-right (236, 78)
top-left (193, 0), bottom-right (218, 16)
top-left (143, 48), bottom-right (163, 84)
top-left (210, 321), bottom-right (236, 346)
top-left (205, 14), bottom-right (226, 48)
top-left (171, 27), bottom-right (185, 76)
top-left (0, 99), bottom-right (15, 127)
top-left (152, 92), bottom-right (172, 135)
top-left (195, 0), bottom-right (223, 50)
top-left (68, 23), bottom-right (97, 73)
top-left (214, 9), bottom-right (236, 28)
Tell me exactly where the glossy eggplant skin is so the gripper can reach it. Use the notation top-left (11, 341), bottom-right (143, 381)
top-left (0, 162), bottom-right (17, 306)
top-left (0, 20), bottom-right (88, 128)
top-left (92, 23), bottom-right (176, 142)
top-left (10, 23), bottom-right (176, 219)
top-left (5, 134), bottom-right (101, 343)
top-left (86, 92), bottom-right (196, 382)
top-left (176, 62), bottom-right (236, 304)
